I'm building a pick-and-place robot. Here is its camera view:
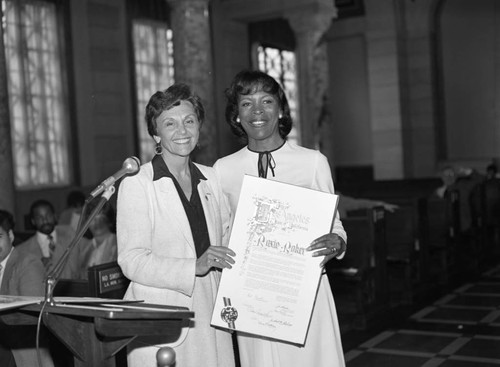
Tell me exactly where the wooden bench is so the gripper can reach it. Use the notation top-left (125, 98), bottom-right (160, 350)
top-left (471, 179), bottom-right (500, 261)
top-left (418, 191), bottom-right (461, 287)
top-left (327, 207), bottom-right (387, 330)
top-left (382, 198), bottom-right (426, 306)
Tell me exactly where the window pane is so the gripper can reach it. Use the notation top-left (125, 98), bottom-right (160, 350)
top-left (3, 0), bottom-right (70, 188)
top-left (257, 45), bottom-right (300, 145)
top-left (133, 20), bottom-right (174, 163)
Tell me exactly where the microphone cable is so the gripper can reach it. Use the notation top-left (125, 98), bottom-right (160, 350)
top-left (35, 299), bottom-right (49, 367)
top-left (35, 198), bottom-right (92, 367)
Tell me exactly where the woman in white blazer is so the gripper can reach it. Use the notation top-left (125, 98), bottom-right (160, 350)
top-left (117, 84), bottom-right (236, 367)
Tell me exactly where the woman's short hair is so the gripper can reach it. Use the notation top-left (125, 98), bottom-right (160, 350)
top-left (0, 209), bottom-right (15, 232)
top-left (145, 83), bottom-right (205, 138)
top-left (224, 70), bottom-right (292, 142)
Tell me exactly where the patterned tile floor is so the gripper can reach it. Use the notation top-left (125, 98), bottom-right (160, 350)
top-left (343, 266), bottom-right (500, 366)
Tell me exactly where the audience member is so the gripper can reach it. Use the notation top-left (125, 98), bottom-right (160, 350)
top-left (486, 163), bottom-right (499, 180)
top-left (58, 190), bottom-right (85, 231)
top-left (338, 193), bottom-right (399, 218)
top-left (75, 200), bottom-right (117, 279)
top-left (0, 209), bottom-right (54, 367)
top-left (16, 199), bottom-right (82, 279)
top-left (434, 165), bottom-right (457, 199)
top-left (434, 165), bottom-right (484, 233)
top-left (477, 162), bottom-right (500, 234)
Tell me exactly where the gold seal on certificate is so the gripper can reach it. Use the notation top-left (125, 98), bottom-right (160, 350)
top-left (220, 297), bottom-right (238, 329)
top-left (211, 175), bottom-right (339, 345)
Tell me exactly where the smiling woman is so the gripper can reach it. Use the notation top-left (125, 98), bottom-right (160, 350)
top-left (214, 70), bottom-right (347, 367)
top-left (154, 100), bottom-right (201, 160)
top-left (117, 83), bottom-right (236, 367)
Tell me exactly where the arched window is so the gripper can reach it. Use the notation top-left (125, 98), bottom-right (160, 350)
top-left (2, 0), bottom-right (70, 188)
top-left (132, 20), bottom-right (174, 162)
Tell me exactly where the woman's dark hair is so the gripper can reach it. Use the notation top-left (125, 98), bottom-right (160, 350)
top-left (67, 190), bottom-right (85, 208)
top-left (224, 70), bottom-right (292, 142)
top-left (0, 209), bottom-right (15, 232)
top-left (145, 83), bottom-right (205, 138)
top-left (85, 200), bottom-right (116, 234)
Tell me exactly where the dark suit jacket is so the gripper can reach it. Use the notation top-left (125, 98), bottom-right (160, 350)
top-left (16, 224), bottom-right (85, 279)
top-left (0, 247), bottom-right (45, 296)
top-left (0, 247), bottom-right (53, 367)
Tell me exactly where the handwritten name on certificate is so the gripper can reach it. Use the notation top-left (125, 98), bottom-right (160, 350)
top-left (211, 175), bottom-right (338, 345)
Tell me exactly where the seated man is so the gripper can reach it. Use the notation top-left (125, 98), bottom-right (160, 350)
top-left (17, 199), bottom-right (85, 279)
top-left (0, 209), bottom-right (55, 367)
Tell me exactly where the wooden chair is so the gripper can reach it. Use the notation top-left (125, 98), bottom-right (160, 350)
top-left (419, 190), bottom-right (460, 287)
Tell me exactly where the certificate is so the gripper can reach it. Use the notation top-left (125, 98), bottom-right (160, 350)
top-left (211, 175), bottom-right (338, 345)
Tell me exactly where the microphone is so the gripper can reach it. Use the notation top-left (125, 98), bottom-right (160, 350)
top-left (89, 156), bottom-right (141, 199)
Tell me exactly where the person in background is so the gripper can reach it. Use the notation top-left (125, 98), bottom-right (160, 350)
top-left (434, 165), bottom-right (457, 199)
top-left (434, 165), bottom-right (484, 233)
top-left (58, 190), bottom-right (85, 231)
top-left (117, 83), bottom-right (236, 367)
top-left (214, 69), bottom-right (346, 367)
top-left (0, 209), bottom-right (55, 367)
top-left (337, 192), bottom-right (399, 218)
top-left (73, 200), bottom-right (118, 279)
top-left (16, 199), bottom-right (82, 279)
top-left (486, 162), bottom-right (498, 180)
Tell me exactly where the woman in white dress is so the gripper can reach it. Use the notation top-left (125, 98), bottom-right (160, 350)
top-left (214, 70), bottom-right (347, 367)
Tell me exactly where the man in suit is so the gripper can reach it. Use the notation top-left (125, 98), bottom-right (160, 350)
top-left (0, 209), bottom-right (55, 367)
top-left (17, 199), bottom-right (82, 279)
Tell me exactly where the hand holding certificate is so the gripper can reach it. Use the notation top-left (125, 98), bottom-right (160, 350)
top-left (211, 175), bottom-right (339, 345)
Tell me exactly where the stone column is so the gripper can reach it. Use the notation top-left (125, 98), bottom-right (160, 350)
top-left (397, 0), bottom-right (439, 177)
top-left (0, 18), bottom-right (16, 213)
top-left (286, 2), bottom-right (337, 150)
top-left (364, 0), bottom-right (404, 179)
top-left (167, 0), bottom-right (217, 165)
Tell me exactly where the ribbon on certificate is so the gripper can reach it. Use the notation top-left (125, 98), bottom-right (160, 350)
top-left (220, 297), bottom-right (238, 329)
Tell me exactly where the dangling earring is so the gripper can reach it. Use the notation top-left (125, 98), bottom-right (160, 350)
top-left (279, 113), bottom-right (283, 119)
top-left (155, 141), bottom-right (162, 155)
top-left (236, 116), bottom-right (241, 123)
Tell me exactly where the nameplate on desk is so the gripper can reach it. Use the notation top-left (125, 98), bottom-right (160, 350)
top-left (88, 261), bottom-right (129, 297)
top-left (97, 267), bottom-right (127, 294)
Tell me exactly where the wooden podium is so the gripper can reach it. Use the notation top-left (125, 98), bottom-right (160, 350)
top-left (0, 301), bottom-right (193, 367)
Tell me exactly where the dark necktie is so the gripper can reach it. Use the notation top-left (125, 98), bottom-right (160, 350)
top-left (258, 151), bottom-right (276, 178)
top-left (42, 235), bottom-right (56, 267)
top-left (48, 235), bottom-right (56, 254)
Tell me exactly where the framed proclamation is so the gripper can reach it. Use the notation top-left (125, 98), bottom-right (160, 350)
top-left (211, 175), bottom-right (339, 345)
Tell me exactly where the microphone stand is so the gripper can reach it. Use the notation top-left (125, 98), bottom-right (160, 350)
top-left (43, 186), bottom-right (116, 306)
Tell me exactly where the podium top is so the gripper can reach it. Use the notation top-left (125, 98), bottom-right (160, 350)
top-left (23, 300), bottom-right (194, 320)
top-left (0, 295), bottom-right (193, 322)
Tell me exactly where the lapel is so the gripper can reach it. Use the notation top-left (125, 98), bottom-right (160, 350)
top-left (27, 235), bottom-right (44, 260)
top-left (0, 249), bottom-right (19, 293)
top-left (155, 177), bottom-right (196, 252)
top-left (198, 179), bottom-right (218, 247)
top-left (53, 227), bottom-right (70, 261)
